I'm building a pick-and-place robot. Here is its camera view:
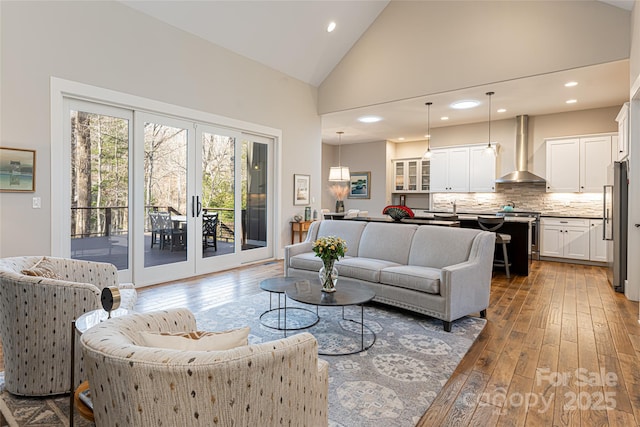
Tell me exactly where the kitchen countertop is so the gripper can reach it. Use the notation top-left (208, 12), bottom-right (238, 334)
top-left (413, 211), bottom-right (536, 223)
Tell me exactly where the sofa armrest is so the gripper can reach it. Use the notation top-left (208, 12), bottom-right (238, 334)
top-left (439, 231), bottom-right (495, 321)
top-left (284, 241), bottom-right (314, 276)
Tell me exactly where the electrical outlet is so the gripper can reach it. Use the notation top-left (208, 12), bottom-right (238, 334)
top-left (32, 197), bottom-right (41, 209)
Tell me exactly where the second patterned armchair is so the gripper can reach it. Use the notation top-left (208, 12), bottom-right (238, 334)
top-left (0, 256), bottom-right (137, 396)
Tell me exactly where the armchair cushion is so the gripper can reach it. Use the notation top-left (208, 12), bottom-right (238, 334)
top-left (139, 326), bottom-right (250, 351)
top-left (20, 256), bottom-right (61, 279)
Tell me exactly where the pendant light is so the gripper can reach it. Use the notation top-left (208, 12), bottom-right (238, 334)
top-left (485, 91), bottom-right (496, 155)
top-left (423, 102), bottom-right (433, 159)
top-left (328, 131), bottom-right (351, 181)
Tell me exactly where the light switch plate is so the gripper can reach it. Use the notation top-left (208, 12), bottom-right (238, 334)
top-left (32, 197), bottom-right (41, 209)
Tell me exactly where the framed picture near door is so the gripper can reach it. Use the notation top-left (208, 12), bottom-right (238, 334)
top-left (348, 171), bottom-right (370, 199)
top-left (293, 174), bottom-right (310, 205)
top-left (0, 147), bottom-right (36, 192)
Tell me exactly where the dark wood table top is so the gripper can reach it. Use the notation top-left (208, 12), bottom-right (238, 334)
top-left (286, 280), bottom-right (375, 307)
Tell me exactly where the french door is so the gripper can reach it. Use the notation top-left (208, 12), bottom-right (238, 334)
top-left (64, 100), bottom-right (274, 286)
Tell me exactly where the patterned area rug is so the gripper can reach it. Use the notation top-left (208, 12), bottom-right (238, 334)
top-left (0, 371), bottom-right (93, 427)
top-left (0, 293), bottom-right (485, 427)
top-left (194, 292), bottom-right (486, 427)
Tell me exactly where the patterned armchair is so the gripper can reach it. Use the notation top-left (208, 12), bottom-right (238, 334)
top-left (0, 256), bottom-right (137, 396)
top-left (80, 308), bottom-right (329, 427)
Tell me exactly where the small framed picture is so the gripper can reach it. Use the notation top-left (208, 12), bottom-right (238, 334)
top-left (348, 171), bottom-right (370, 199)
top-left (0, 147), bottom-right (36, 192)
top-left (293, 174), bottom-right (310, 206)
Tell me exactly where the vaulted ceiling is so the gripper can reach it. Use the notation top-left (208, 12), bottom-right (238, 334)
top-left (121, 0), bottom-right (634, 144)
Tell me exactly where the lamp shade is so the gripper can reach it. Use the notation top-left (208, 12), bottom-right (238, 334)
top-left (329, 166), bottom-right (351, 182)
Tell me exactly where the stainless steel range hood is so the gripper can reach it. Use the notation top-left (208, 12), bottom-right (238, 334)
top-left (495, 115), bottom-right (546, 184)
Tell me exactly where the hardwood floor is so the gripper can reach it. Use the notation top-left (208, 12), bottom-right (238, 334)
top-left (1, 259), bottom-right (638, 426)
top-left (417, 260), bottom-right (640, 427)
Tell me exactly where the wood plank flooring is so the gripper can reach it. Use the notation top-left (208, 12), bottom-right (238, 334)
top-left (1, 259), bottom-right (638, 426)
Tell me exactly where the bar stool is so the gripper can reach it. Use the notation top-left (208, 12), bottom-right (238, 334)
top-left (478, 216), bottom-right (511, 278)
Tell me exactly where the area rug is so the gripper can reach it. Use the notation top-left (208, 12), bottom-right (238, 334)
top-left (0, 371), bottom-right (93, 427)
top-left (0, 293), bottom-right (485, 427)
top-left (194, 292), bottom-right (486, 427)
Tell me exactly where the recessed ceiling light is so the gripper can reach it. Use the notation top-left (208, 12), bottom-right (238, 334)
top-left (397, 137), bottom-right (405, 141)
top-left (566, 99), bottom-right (577, 104)
top-left (565, 81), bottom-right (578, 87)
top-left (327, 21), bottom-right (336, 32)
top-left (357, 115), bottom-right (382, 123)
top-left (440, 116), bottom-right (449, 121)
top-left (450, 100), bottom-right (480, 109)
top-left (497, 108), bottom-right (507, 113)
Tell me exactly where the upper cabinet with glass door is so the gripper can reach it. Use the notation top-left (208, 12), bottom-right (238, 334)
top-left (393, 158), bottom-right (429, 193)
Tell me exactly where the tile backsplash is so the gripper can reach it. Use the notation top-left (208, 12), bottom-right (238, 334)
top-left (430, 183), bottom-right (604, 217)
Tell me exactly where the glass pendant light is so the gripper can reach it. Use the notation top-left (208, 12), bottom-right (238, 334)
top-left (328, 131), bottom-right (350, 181)
top-left (485, 91), bottom-right (496, 155)
top-left (423, 102), bottom-right (433, 159)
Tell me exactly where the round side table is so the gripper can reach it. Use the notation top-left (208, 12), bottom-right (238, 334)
top-left (259, 277), bottom-right (319, 331)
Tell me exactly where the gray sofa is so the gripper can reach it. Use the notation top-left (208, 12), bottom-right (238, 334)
top-left (284, 220), bottom-right (495, 331)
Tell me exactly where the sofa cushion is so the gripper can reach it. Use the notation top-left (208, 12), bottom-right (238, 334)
top-left (316, 221), bottom-right (367, 257)
top-left (289, 252), bottom-right (345, 271)
top-left (357, 223), bottom-right (417, 263)
top-left (337, 257), bottom-right (402, 283)
top-left (380, 265), bottom-right (442, 294)
top-left (408, 226), bottom-right (481, 269)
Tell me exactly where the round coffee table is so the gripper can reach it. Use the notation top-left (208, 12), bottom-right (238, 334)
top-left (259, 277), bottom-right (319, 331)
top-left (285, 280), bottom-right (376, 356)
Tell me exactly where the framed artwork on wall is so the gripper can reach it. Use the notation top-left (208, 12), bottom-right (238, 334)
top-left (0, 147), bottom-right (36, 192)
top-left (293, 174), bottom-right (310, 205)
top-left (348, 171), bottom-right (370, 199)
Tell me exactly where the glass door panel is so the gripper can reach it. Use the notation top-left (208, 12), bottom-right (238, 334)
top-left (142, 120), bottom-right (189, 268)
top-left (200, 131), bottom-right (236, 259)
top-left (242, 139), bottom-right (268, 251)
top-left (69, 106), bottom-right (130, 271)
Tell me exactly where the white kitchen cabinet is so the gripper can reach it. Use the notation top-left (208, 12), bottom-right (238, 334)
top-left (393, 158), bottom-right (429, 192)
top-left (540, 217), bottom-right (590, 260)
top-left (469, 145), bottom-right (496, 192)
top-left (430, 147), bottom-right (469, 192)
top-left (616, 103), bottom-right (629, 160)
top-left (589, 219), bottom-right (607, 262)
top-left (545, 135), bottom-right (612, 193)
top-left (546, 138), bottom-right (580, 192)
top-left (580, 136), bottom-right (612, 192)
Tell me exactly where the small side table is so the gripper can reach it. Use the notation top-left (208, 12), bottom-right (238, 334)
top-left (73, 381), bottom-right (94, 422)
top-left (290, 220), bottom-right (313, 244)
top-left (259, 277), bottom-right (318, 331)
top-left (70, 308), bottom-right (129, 427)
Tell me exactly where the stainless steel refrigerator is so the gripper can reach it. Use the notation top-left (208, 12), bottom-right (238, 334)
top-left (603, 160), bottom-right (628, 292)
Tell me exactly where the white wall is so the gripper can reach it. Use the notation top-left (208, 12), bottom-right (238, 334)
top-left (0, 1), bottom-right (321, 258)
top-left (321, 140), bottom-right (388, 215)
top-left (319, 0), bottom-right (630, 114)
top-left (627, 1), bottom-right (640, 303)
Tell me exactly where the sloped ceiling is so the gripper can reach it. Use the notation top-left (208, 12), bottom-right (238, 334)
top-left (120, 0), bottom-right (389, 87)
top-left (120, 0), bottom-right (633, 144)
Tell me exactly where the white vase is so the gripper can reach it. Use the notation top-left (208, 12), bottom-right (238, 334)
top-left (319, 260), bottom-right (338, 292)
